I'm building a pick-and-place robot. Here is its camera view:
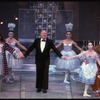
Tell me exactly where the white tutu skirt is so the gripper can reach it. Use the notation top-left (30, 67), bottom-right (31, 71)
top-left (6, 48), bottom-right (23, 69)
top-left (55, 50), bottom-right (81, 71)
top-left (78, 62), bottom-right (98, 84)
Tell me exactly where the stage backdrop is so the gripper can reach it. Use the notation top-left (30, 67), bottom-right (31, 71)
top-left (18, 9), bottom-right (35, 43)
top-left (55, 10), bottom-right (73, 43)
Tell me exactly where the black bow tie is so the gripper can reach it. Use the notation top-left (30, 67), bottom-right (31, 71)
top-left (42, 39), bottom-right (46, 42)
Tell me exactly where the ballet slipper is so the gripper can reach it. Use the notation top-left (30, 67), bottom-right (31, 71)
top-left (63, 80), bottom-right (70, 84)
top-left (6, 77), bottom-right (14, 83)
top-left (95, 92), bottom-right (99, 97)
top-left (11, 73), bottom-right (15, 80)
top-left (83, 92), bottom-right (91, 97)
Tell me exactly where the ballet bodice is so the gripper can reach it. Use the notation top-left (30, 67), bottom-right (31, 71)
top-left (63, 42), bottom-right (73, 51)
top-left (85, 55), bottom-right (97, 64)
top-left (6, 42), bottom-right (16, 49)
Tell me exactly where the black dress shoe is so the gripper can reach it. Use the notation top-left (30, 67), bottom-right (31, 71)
top-left (37, 88), bottom-right (41, 92)
top-left (43, 89), bottom-right (47, 93)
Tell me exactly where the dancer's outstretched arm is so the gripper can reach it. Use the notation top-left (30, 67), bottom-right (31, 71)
top-left (15, 40), bottom-right (27, 51)
top-left (55, 40), bottom-right (65, 48)
top-left (50, 40), bottom-right (64, 52)
top-left (66, 51), bottom-right (86, 60)
top-left (72, 41), bottom-right (84, 51)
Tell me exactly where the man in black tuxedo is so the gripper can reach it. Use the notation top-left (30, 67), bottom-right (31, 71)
top-left (23, 30), bottom-right (66, 93)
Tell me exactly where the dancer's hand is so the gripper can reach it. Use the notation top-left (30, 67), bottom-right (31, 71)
top-left (61, 56), bottom-right (65, 59)
top-left (63, 57), bottom-right (70, 60)
top-left (20, 55), bottom-right (25, 59)
top-left (98, 75), bottom-right (100, 79)
top-left (61, 56), bottom-right (68, 60)
top-left (50, 49), bottom-right (53, 52)
top-left (84, 58), bottom-right (89, 65)
top-left (18, 51), bottom-right (25, 59)
top-left (29, 52), bottom-right (33, 55)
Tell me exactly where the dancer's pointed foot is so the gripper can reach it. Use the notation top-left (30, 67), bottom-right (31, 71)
top-left (6, 80), bottom-right (14, 83)
top-left (11, 73), bottom-right (15, 80)
top-left (83, 92), bottom-right (91, 97)
top-left (6, 77), bottom-right (14, 83)
top-left (63, 80), bottom-right (70, 84)
top-left (95, 92), bottom-right (99, 97)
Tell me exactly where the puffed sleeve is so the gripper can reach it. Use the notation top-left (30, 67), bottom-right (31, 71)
top-left (95, 52), bottom-right (100, 60)
top-left (78, 51), bottom-right (86, 61)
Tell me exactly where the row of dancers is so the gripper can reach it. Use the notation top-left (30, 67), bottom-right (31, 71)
top-left (53, 31), bottom-right (100, 97)
top-left (0, 30), bottom-right (100, 97)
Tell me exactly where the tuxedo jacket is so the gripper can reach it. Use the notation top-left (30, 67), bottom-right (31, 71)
top-left (24, 38), bottom-right (62, 64)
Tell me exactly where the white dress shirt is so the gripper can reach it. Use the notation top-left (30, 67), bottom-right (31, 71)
top-left (40, 38), bottom-right (46, 52)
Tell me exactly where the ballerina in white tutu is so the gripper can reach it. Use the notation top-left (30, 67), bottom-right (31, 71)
top-left (5, 31), bottom-right (27, 82)
top-left (66, 42), bottom-right (100, 97)
top-left (54, 31), bottom-right (83, 84)
top-left (0, 33), bottom-right (23, 92)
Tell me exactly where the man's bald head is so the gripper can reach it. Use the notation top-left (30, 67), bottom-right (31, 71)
top-left (40, 30), bottom-right (47, 39)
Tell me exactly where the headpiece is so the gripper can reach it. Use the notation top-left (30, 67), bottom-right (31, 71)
top-left (65, 22), bottom-right (73, 32)
top-left (8, 23), bottom-right (16, 31)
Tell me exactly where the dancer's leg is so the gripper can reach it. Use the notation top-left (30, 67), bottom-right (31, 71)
top-left (95, 90), bottom-right (99, 97)
top-left (63, 72), bottom-right (70, 84)
top-left (70, 68), bottom-right (80, 81)
top-left (83, 84), bottom-right (91, 97)
top-left (7, 68), bottom-right (15, 81)
top-left (70, 74), bottom-right (75, 81)
top-left (6, 74), bottom-right (14, 83)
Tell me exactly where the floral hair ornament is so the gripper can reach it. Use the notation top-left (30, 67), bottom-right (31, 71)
top-left (8, 23), bottom-right (16, 31)
top-left (65, 22), bottom-right (73, 32)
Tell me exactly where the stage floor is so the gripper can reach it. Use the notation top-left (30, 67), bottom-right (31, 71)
top-left (0, 64), bottom-right (100, 99)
